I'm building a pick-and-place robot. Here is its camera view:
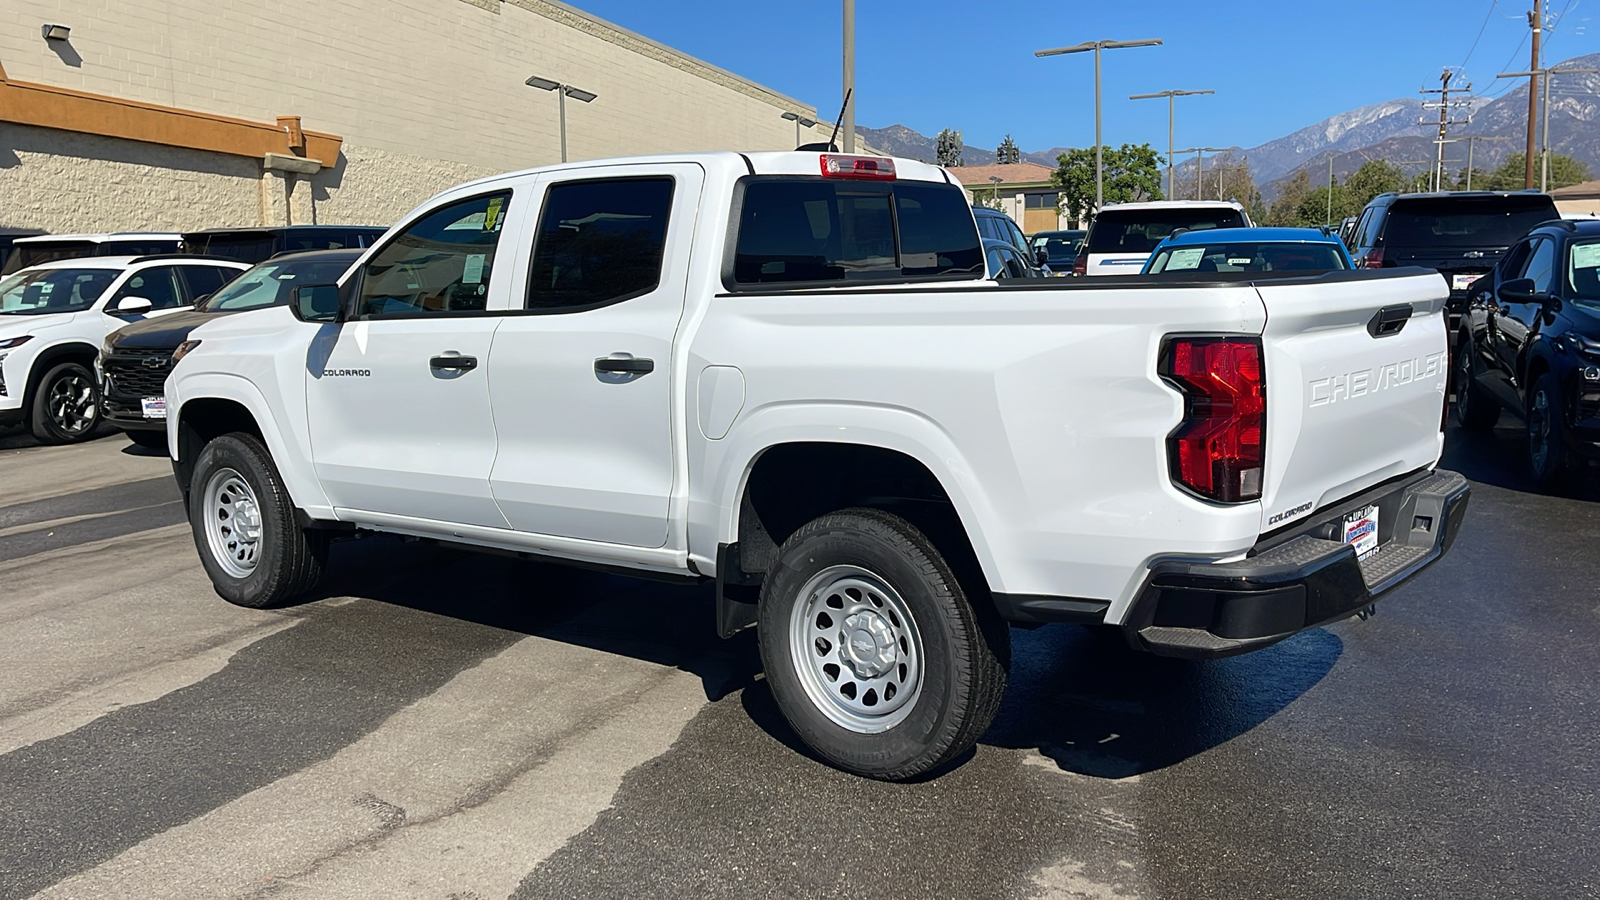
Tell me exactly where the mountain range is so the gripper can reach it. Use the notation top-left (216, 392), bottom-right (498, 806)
top-left (859, 52), bottom-right (1600, 200)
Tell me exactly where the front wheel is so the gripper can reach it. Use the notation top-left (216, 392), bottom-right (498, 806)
top-left (30, 361), bottom-right (102, 444)
top-left (189, 432), bottom-right (326, 608)
top-left (1527, 371), bottom-right (1572, 488)
top-left (757, 508), bottom-right (1009, 780)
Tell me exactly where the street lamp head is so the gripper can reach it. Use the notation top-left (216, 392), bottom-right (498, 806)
top-left (1034, 41), bottom-right (1099, 57)
top-left (563, 86), bottom-right (597, 103)
top-left (781, 111), bottom-right (799, 121)
top-left (799, 117), bottom-right (818, 127)
top-left (1100, 39), bottom-right (1163, 50)
top-left (525, 75), bottom-right (561, 92)
top-left (1035, 38), bottom-right (1161, 57)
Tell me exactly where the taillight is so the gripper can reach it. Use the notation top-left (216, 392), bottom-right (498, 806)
top-left (1161, 337), bottom-right (1265, 503)
top-left (1072, 253), bottom-right (1088, 276)
top-left (1362, 248), bottom-right (1384, 269)
top-left (820, 154), bottom-right (896, 180)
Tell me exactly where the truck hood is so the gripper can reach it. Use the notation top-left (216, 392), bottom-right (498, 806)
top-left (106, 309), bottom-right (221, 352)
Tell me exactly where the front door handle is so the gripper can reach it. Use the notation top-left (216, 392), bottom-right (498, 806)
top-left (594, 356), bottom-right (654, 375)
top-left (430, 354), bottom-right (478, 371)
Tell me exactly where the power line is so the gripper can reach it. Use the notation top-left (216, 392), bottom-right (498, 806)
top-left (1460, 0), bottom-right (1500, 71)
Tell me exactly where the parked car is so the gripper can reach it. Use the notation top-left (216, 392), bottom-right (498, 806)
top-left (1338, 215), bottom-right (1359, 247)
top-left (973, 206), bottom-right (1050, 274)
top-left (0, 228), bottom-right (47, 271)
top-left (2, 232), bottom-right (183, 275)
top-left (1030, 229), bottom-right (1086, 275)
top-left (0, 255), bottom-right (249, 443)
top-left (1454, 218), bottom-right (1600, 486)
top-left (983, 239), bottom-right (1047, 279)
top-left (180, 225), bottom-right (388, 264)
top-left (1346, 191), bottom-right (1560, 331)
top-left (101, 249), bottom-right (361, 448)
top-left (1078, 201), bottom-right (1251, 276)
top-left (1143, 227), bottom-right (1353, 274)
top-left (166, 150), bottom-right (1466, 781)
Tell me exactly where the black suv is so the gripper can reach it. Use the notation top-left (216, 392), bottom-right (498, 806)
top-left (1454, 218), bottom-right (1600, 486)
top-left (101, 249), bottom-right (362, 447)
top-left (180, 225), bottom-right (386, 265)
top-left (1347, 191), bottom-right (1560, 329)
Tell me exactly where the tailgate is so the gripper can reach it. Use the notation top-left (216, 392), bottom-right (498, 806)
top-left (1255, 270), bottom-right (1449, 535)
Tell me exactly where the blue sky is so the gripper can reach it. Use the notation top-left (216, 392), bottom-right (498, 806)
top-left (570, 0), bottom-right (1598, 153)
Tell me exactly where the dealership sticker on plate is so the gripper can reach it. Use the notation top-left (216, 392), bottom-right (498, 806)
top-left (1452, 274), bottom-right (1478, 290)
top-left (141, 397), bottom-right (167, 419)
top-left (1342, 504), bottom-right (1379, 559)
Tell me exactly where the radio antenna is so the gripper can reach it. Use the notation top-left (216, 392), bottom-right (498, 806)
top-left (827, 88), bottom-right (853, 153)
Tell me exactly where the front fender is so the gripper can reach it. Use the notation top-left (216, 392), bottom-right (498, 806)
top-left (169, 371), bottom-right (334, 519)
top-left (692, 400), bottom-right (1008, 592)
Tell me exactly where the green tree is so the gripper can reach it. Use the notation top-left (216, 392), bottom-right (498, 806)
top-left (1343, 159), bottom-right (1405, 208)
top-left (1051, 143), bottom-right (1164, 222)
top-left (1264, 169), bottom-right (1312, 226)
top-left (1480, 151), bottom-right (1592, 191)
top-left (936, 129), bottom-right (964, 167)
top-left (996, 134), bottom-right (1021, 165)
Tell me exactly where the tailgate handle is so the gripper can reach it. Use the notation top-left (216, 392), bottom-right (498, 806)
top-left (1367, 305), bottom-right (1413, 338)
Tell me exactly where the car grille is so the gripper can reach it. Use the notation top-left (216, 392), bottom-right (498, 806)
top-left (102, 350), bottom-right (173, 399)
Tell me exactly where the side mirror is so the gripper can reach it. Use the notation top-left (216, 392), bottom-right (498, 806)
top-left (1498, 277), bottom-right (1537, 303)
top-left (291, 284), bottom-right (341, 322)
top-left (113, 296), bottom-right (152, 315)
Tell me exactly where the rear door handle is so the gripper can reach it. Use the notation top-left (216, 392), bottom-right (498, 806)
top-left (594, 356), bottom-right (654, 375)
top-left (430, 354), bottom-right (478, 371)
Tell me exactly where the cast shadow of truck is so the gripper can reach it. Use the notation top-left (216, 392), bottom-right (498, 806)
top-left (324, 534), bottom-right (1340, 781)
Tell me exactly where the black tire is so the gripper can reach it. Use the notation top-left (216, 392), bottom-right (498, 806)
top-left (757, 507), bottom-right (1009, 781)
top-left (1453, 337), bottom-right (1499, 432)
top-left (1527, 370), bottom-right (1572, 489)
top-left (125, 429), bottom-right (168, 450)
top-left (188, 432), bottom-right (326, 608)
top-left (29, 361), bottom-right (102, 444)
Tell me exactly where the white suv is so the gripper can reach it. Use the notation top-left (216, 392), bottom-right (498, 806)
top-left (0, 255), bottom-right (248, 443)
top-left (1079, 200), bottom-right (1251, 275)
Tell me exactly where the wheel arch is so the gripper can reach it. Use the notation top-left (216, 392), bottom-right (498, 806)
top-left (171, 373), bottom-right (333, 517)
top-left (23, 340), bottom-right (99, 408)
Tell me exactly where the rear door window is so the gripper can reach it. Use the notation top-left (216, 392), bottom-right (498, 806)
top-left (1087, 208), bottom-right (1247, 254)
top-left (1384, 197), bottom-right (1559, 247)
top-left (525, 177), bottom-right (675, 312)
top-left (732, 178), bottom-right (982, 286)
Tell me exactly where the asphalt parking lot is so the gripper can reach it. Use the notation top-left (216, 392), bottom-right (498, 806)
top-left (1, 422), bottom-right (1597, 900)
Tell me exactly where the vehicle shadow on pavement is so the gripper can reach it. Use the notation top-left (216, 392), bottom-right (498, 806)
top-left (979, 623), bottom-right (1343, 779)
top-left (1442, 424), bottom-right (1600, 500)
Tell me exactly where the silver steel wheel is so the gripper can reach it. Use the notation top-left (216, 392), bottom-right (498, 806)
top-left (202, 467), bottom-right (264, 579)
top-left (1530, 386), bottom-right (1552, 472)
top-left (789, 564), bottom-right (924, 734)
top-left (46, 370), bottom-right (97, 435)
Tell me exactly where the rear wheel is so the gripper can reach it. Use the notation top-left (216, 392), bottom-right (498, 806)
top-left (1527, 370), bottom-right (1571, 488)
top-left (1453, 337), bottom-right (1499, 431)
top-left (757, 508), bottom-right (1008, 781)
top-left (29, 362), bottom-right (102, 444)
top-left (189, 432), bottom-right (326, 608)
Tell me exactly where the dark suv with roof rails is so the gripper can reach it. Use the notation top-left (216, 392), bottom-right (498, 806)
top-left (180, 225), bottom-right (386, 265)
top-left (1454, 217), bottom-right (1600, 486)
top-left (1347, 190), bottom-right (1560, 332)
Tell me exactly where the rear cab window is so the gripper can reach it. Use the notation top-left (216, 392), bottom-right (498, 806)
top-left (1382, 196), bottom-right (1560, 247)
top-left (730, 178), bottom-right (983, 288)
top-left (1087, 208), bottom-right (1247, 255)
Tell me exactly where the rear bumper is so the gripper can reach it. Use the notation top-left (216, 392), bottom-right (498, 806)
top-left (1122, 468), bottom-right (1469, 659)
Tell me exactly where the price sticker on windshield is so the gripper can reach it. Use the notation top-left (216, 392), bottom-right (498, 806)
top-left (1574, 243), bottom-right (1600, 270)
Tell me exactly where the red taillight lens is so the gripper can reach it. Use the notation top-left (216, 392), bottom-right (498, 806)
top-left (1072, 253), bottom-right (1088, 276)
top-left (1363, 248), bottom-right (1384, 269)
top-left (1161, 337), bottom-right (1265, 503)
top-left (820, 154), bottom-right (896, 180)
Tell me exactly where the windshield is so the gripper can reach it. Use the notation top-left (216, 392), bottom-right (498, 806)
top-left (1384, 197), bottom-right (1558, 248)
top-left (198, 256), bottom-right (357, 312)
top-left (0, 268), bottom-right (118, 315)
top-left (1147, 241), bottom-right (1348, 274)
top-left (1087, 209), bottom-right (1247, 254)
top-left (1571, 240), bottom-right (1600, 308)
top-left (1036, 233), bottom-right (1084, 262)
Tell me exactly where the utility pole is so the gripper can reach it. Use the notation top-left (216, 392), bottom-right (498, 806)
top-left (1328, 156), bottom-right (1335, 225)
top-left (1497, 65), bottom-right (1598, 190)
top-left (1129, 89), bottom-right (1213, 199)
top-left (1418, 68), bottom-right (1473, 192)
top-left (1174, 147), bottom-right (1235, 200)
top-left (1526, 0), bottom-right (1542, 189)
top-left (842, 0), bottom-right (855, 153)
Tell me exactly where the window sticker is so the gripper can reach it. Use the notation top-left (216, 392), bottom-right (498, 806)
top-left (1573, 243), bottom-right (1600, 270)
top-left (483, 197), bottom-right (506, 232)
top-left (463, 254), bottom-right (486, 285)
top-left (1166, 248), bottom-right (1204, 270)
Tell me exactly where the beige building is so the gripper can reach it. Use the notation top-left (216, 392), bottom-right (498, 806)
top-left (0, 0), bottom-right (838, 233)
top-left (950, 163), bottom-right (1069, 233)
top-left (1551, 180), bottom-right (1600, 217)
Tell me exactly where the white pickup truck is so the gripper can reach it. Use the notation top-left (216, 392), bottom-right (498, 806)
top-left (166, 152), bottom-right (1469, 780)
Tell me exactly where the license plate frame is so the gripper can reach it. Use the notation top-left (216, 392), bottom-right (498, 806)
top-left (1342, 504), bottom-right (1380, 560)
top-left (1451, 273), bottom-right (1478, 291)
top-left (141, 396), bottom-right (167, 419)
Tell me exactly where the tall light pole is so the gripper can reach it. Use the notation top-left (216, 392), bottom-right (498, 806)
top-left (1130, 88), bottom-right (1213, 199)
top-left (1497, 65), bottom-right (1598, 191)
top-left (842, 0), bottom-right (855, 153)
top-left (525, 76), bottom-right (597, 163)
top-left (780, 111), bottom-right (819, 149)
top-left (1035, 38), bottom-right (1163, 212)
top-left (1174, 147), bottom-right (1235, 200)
